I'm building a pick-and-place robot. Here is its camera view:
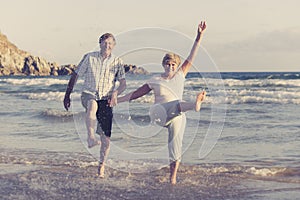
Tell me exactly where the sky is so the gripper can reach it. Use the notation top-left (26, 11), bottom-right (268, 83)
top-left (1, 0), bottom-right (300, 72)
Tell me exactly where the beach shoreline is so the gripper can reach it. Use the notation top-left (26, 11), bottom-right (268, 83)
top-left (0, 160), bottom-right (247, 199)
top-left (1, 148), bottom-right (299, 200)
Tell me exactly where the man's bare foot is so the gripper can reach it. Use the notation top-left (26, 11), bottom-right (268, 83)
top-left (97, 163), bottom-right (105, 178)
top-left (87, 137), bottom-right (100, 148)
top-left (195, 90), bottom-right (206, 111)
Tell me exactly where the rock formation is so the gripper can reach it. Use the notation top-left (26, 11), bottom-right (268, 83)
top-left (0, 32), bottom-right (64, 76)
top-left (124, 64), bottom-right (149, 75)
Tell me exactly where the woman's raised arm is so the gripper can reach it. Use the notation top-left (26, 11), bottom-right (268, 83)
top-left (180, 21), bottom-right (206, 77)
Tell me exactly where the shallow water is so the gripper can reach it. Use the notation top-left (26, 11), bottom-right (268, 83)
top-left (1, 72), bottom-right (300, 199)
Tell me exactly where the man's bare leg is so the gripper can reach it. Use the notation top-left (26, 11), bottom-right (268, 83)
top-left (86, 100), bottom-right (100, 148)
top-left (170, 161), bottom-right (180, 185)
top-left (98, 134), bottom-right (111, 178)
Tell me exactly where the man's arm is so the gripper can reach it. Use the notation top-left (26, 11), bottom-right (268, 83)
top-left (114, 78), bottom-right (126, 95)
top-left (180, 21), bottom-right (206, 77)
top-left (63, 72), bottom-right (78, 111)
top-left (109, 78), bottom-right (126, 107)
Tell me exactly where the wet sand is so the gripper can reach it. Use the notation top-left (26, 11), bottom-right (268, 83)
top-left (1, 149), bottom-right (299, 200)
top-left (1, 164), bottom-right (247, 200)
top-left (0, 150), bottom-right (248, 200)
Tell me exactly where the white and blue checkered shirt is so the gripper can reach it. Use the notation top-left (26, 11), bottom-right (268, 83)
top-left (75, 51), bottom-right (125, 100)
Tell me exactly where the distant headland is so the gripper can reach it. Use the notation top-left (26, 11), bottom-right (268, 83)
top-left (0, 32), bottom-right (149, 76)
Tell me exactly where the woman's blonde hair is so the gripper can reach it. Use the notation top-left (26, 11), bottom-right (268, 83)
top-left (162, 53), bottom-right (181, 66)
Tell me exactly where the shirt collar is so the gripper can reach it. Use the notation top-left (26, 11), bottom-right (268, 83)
top-left (99, 51), bottom-right (115, 60)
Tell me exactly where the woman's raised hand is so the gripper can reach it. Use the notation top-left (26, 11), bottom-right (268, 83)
top-left (198, 21), bottom-right (207, 35)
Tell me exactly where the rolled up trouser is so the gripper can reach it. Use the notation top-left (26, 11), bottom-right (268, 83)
top-left (149, 100), bottom-right (182, 127)
top-left (149, 100), bottom-right (186, 162)
top-left (167, 113), bottom-right (186, 162)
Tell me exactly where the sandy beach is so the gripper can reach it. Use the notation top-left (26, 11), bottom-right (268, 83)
top-left (0, 150), bottom-right (250, 200)
top-left (1, 148), bottom-right (299, 200)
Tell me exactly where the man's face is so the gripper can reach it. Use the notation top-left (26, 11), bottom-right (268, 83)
top-left (99, 37), bottom-right (115, 55)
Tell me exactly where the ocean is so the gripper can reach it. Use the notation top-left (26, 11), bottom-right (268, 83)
top-left (0, 72), bottom-right (299, 199)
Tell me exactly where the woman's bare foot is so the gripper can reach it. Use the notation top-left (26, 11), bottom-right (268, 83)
top-left (170, 175), bottom-right (177, 185)
top-left (87, 137), bottom-right (101, 148)
top-left (169, 161), bottom-right (179, 185)
top-left (195, 90), bottom-right (206, 111)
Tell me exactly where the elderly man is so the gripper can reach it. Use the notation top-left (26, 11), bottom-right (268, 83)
top-left (64, 33), bottom-right (126, 177)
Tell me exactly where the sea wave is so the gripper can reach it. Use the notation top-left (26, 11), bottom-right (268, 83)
top-left (219, 89), bottom-right (300, 105)
top-left (2, 75), bottom-right (300, 105)
top-left (221, 72), bottom-right (300, 80)
top-left (185, 78), bottom-right (300, 88)
top-left (266, 73), bottom-right (300, 80)
top-left (21, 92), bottom-right (81, 101)
top-left (17, 88), bottom-right (300, 105)
top-left (223, 96), bottom-right (300, 105)
top-left (41, 109), bottom-right (76, 118)
top-left (3, 78), bottom-right (66, 86)
top-left (1, 77), bottom-right (84, 86)
top-left (245, 166), bottom-right (287, 176)
top-left (223, 79), bottom-right (300, 88)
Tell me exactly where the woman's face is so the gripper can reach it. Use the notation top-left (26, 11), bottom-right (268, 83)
top-left (163, 60), bottom-right (178, 75)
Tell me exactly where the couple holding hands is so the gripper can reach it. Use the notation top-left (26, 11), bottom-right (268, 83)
top-left (64, 21), bottom-right (207, 184)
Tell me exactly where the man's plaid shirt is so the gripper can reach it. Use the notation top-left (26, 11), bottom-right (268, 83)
top-left (75, 51), bottom-right (125, 100)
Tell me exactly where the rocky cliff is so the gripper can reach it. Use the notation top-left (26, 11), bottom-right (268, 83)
top-left (0, 32), bottom-right (76, 76)
top-left (0, 32), bottom-right (148, 76)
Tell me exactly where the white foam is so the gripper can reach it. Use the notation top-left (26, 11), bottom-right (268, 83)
top-left (64, 161), bottom-right (98, 168)
top-left (136, 88), bottom-right (300, 105)
top-left (182, 86), bottom-right (300, 105)
top-left (246, 167), bottom-right (286, 176)
top-left (209, 166), bottom-right (230, 173)
top-left (184, 78), bottom-right (300, 105)
top-left (221, 89), bottom-right (300, 105)
top-left (224, 79), bottom-right (300, 88)
top-left (23, 92), bottom-right (81, 101)
top-left (42, 109), bottom-right (76, 118)
top-left (185, 78), bottom-right (300, 88)
top-left (105, 159), bottom-right (166, 173)
top-left (3, 78), bottom-right (83, 86)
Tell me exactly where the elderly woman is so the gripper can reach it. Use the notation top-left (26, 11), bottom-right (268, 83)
top-left (117, 21), bottom-right (207, 184)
